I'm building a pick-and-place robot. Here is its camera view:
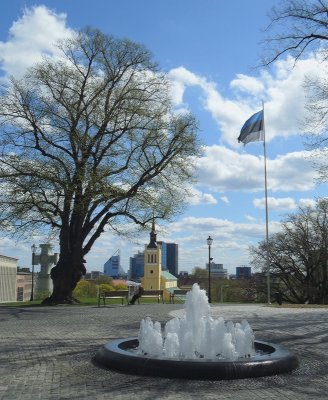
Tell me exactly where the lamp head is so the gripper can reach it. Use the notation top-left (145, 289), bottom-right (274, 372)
top-left (206, 236), bottom-right (213, 246)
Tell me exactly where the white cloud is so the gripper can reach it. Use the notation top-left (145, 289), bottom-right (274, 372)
top-left (299, 198), bottom-right (316, 208)
top-left (230, 74), bottom-right (265, 95)
top-left (253, 196), bottom-right (317, 211)
top-left (187, 188), bottom-right (217, 205)
top-left (0, 6), bottom-right (74, 79)
top-left (169, 56), bottom-right (327, 147)
top-left (164, 216), bottom-right (282, 271)
top-left (253, 196), bottom-right (297, 211)
top-left (196, 145), bottom-right (317, 193)
top-left (220, 195), bottom-right (229, 204)
top-left (245, 214), bottom-right (257, 222)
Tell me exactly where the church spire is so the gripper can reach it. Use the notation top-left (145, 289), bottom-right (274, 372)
top-left (147, 216), bottom-right (157, 249)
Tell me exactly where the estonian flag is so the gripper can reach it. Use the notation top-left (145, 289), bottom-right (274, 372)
top-left (238, 110), bottom-right (264, 145)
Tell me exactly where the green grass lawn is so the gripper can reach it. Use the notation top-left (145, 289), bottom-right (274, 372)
top-left (0, 297), bottom-right (174, 307)
top-left (268, 303), bottom-right (328, 308)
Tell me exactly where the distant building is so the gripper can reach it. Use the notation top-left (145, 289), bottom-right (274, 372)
top-left (84, 270), bottom-right (103, 280)
top-left (236, 266), bottom-right (252, 279)
top-left (141, 219), bottom-right (178, 302)
top-left (166, 243), bottom-right (179, 277)
top-left (158, 241), bottom-right (167, 271)
top-left (157, 241), bottom-right (178, 277)
top-left (206, 262), bottom-right (229, 279)
top-left (104, 252), bottom-right (125, 278)
top-left (16, 268), bottom-right (32, 301)
top-left (0, 255), bottom-right (18, 303)
top-left (128, 239), bottom-right (179, 281)
top-left (129, 251), bottom-right (144, 281)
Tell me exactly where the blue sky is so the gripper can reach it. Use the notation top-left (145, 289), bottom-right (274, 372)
top-left (0, 0), bottom-right (327, 274)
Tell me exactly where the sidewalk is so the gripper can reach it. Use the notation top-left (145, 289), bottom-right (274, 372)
top-left (0, 303), bottom-right (327, 399)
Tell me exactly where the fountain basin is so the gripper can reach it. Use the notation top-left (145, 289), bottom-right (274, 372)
top-left (94, 337), bottom-right (299, 380)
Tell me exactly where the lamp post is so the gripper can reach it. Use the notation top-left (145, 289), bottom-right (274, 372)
top-left (220, 285), bottom-right (230, 303)
top-left (206, 235), bottom-right (213, 303)
top-left (30, 244), bottom-right (36, 301)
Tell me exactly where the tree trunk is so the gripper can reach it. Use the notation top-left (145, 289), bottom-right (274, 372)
top-left (42, 249), bottom-right (86, 305)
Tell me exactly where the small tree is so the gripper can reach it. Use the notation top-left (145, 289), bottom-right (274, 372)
top-left (0, 28), bottom-right (200, 305)
top-left (73, 280), bottom-right (97, 298)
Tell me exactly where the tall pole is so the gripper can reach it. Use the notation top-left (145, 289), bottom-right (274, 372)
top-left (208, 245), bottom-right (211, 303)
top-left (263, 103), bottom-right (271, 304)
top-left (30, 244), bottom-right (36, 301)
top-left (206, 236), bottom-right (213, 303)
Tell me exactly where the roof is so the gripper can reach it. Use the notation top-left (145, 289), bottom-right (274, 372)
top-left (165, 287), bottom-right (179, 294)
top-left (0, 254), bottom-right (18, 261)
top-left (161, 271), bottom-right (177, 281)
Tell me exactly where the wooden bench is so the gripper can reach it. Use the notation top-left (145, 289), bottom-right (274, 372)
top-left (98, 290), bottom-right (129, 306)
top-left (169, 289), bottom-right (190, 304)
top-left (137, 289), bottom-right (164, 304)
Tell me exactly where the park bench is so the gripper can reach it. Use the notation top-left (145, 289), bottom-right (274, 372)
top-left (169, 289), bottom-right (190, 304)
top-left (98, 290), bottom-right (129, 306)
top-left (137, 289), bottom-right (164, 304)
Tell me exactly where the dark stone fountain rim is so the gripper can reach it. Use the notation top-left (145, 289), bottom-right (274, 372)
top-left (94, 337), bottom-right (299, 380)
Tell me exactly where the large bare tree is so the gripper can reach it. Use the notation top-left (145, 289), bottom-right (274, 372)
top-left (263, 0), bottom-right (328, 65)
top-left (250, 199), bottom-right (328, 304)
top-left (0, 28), bottom-right (200, 304)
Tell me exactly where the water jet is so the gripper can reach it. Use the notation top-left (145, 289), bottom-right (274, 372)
top-left (94, 284), bottom-right (298, 380)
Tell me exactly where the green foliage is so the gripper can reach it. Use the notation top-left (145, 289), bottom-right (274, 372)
top-left (191, 267), bottom-right (208, 278)
top-left (113, 283), bottom-right (128, 290)
top-left (0, 27), bottom-right (201, 304)
top-left (99, 283), bottom-right (114, 293)
top-left (34, 291), bottom-right (51, 301)
top-left (73, 280), bottom-right (97, 298)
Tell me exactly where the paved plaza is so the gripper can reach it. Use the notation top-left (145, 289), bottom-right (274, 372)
top-left (0, 302), bottom-right (328, 400)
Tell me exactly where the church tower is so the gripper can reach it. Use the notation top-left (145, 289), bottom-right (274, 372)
top-left (141, 218), bottom-right (162, 290)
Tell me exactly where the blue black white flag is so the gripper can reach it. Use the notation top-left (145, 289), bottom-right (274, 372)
top-left (238, 110), bottom-right (264, 145)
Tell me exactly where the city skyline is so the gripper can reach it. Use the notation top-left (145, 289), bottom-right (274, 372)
top-left (0, 1), bottom-right (327, 274)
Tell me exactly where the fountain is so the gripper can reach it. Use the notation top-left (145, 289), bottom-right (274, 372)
top-left (94, 284), bottom-right (298, 380)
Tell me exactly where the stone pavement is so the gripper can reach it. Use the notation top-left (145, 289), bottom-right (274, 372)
top-left (0, 302), bottom-right (328, 400)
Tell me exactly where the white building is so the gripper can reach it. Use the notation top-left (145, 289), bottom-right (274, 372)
top-left (206, 262), bottom-right (229, 279)
top-left (0, 255), bottom-right (18, 302)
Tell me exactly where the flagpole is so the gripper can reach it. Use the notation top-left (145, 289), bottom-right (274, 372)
top-left (262, 102), bottom-right (271, 304)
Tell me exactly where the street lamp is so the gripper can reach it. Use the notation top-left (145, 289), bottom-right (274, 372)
top-left (30, 244), bottom-right (36, 301)
top-left (206, 235), bottom-right (213, 303)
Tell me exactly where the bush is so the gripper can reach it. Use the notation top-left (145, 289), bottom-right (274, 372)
top-left (73, 280), bottom-right (97, 298)
top-left (113, 283), bottom-right (128, 290)
top-left (99, 283), bottom-right (115, 294)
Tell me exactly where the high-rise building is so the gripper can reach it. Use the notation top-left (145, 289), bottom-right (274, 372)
top-left (104, 251), bottom-right (125, 278)
top-left (129, 251), bottom-right (144, 281)
top-left (166, 243), bottom-right (178, 277)
top-left (157, 241), bottom-right (178, 277)
top-left (158, 241), bottom-right (168, 271)
top-left (236, 266), bottom-right (252, 279)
